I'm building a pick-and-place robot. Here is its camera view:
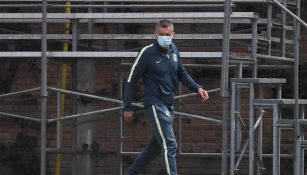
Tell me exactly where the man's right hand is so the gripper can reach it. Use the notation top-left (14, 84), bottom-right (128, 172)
top-left (123, 111), bottom-right (134, 122)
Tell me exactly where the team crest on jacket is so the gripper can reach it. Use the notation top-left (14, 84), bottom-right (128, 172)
top-left (165, 110), bottom-right (171, 117)
top-left (173, 54), bottom-right (177, 62)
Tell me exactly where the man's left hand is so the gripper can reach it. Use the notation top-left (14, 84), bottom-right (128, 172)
top-left (197, 88), bottom-right (209, 101)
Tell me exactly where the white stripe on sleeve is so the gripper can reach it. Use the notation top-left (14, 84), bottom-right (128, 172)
top-left (127, 44), bottom-right (153, 82)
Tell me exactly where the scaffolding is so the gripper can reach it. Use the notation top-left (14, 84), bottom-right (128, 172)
top-left (0, 0), bottom-right (306, 175)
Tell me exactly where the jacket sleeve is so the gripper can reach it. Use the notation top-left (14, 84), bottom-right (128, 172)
top-left (123, 47), bottom-right (149, 111)
top-left (177, 54), bottom-right (202, 92)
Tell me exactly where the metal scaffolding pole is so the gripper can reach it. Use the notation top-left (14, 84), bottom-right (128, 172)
top-left (71, 18), bottom-right (78, 175)
top-left (280, 0), bottom-right (286, 57)
top-left (235, 63), bottom-right (243, 152)
top-left (230, 82), bottom-right (236, 175)
top-left (251, 18), bottom-right (258, 78)
top-left (177, 83), bottom-right (183, 154)
top-left (272, 104), bottom-right (279, 175)
top-left (249, 83), bottom-right (255, 175)
top-left (221, 1), bottom-right (232, 174)
top-left (40, 0), bottom-right (48, 174)
top-left (118, 67), bottom-right (123, 175)
top-left (256, 85), bottom-right (264, 175)
top-left (267, 2), bottom-right (272, 56)
top-left (293, 1), bottom-right (301, 174)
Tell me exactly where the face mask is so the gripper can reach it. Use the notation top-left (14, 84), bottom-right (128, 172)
top-left (157, 35), bottom-right (172, 48)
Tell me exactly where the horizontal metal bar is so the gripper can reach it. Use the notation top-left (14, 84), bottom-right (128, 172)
top-left (254, 99), bottom-right (307, 105)
top-left (48, 106), bottom-right (123, 122)
top-left (0, 34), bottom-right (252, 40)
top-left (47, 86), bottom-right (123, 104)
top-left (0, 0), bottom-right (267, 2)
top-left (0, 18), bottom-right (261, 24)
top-left (257, 54), bottom-right (294, 62)
top-left (0, 12), bottom-right (258, 19)
top-left (48, 86), bottom-right (143, 108)
top-left (121, 151), bottom-right (142, 155)
top-left (253, 104), bottom-right (275, 109)
top-left (178, 152), bottom-right (223, 157)
top-left (0, 34), bottom-right (71, 40)
top-left (180, 152), bottom-right (293, 158)
top-left (121, 151), bottom-right (223, 157)
top-left (0, 51), bottom-right (224, 58)
top-left (0, 4), bottom-right (227, 8)
top-left (121, 63), bottom-right (293, 70)
top-left (0, 87), bottom-right (40, 98)
top-left (256, 65), bottom-right (292, 69)
top-left (276, 123), bottom-right (295, 128)
top-left (47, 4), bottom-right (227, 8)
top-left (46, 148), bottom-right (115, 155)
top-left (231, 78), bottom-right (286, 84)
top-left (174, 88), bottom-right (221, 99)
top-left (271, 37), bottom-right (293, 44)
top-left (0, 111), bottom-right (41, 122)
top-left (121, 151), bottom-right (292, 158)
top-left (174, 111), bottom-right (222, 124)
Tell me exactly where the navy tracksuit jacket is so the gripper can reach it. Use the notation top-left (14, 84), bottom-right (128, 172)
top-left (123, 40), bottom-right (202, 175)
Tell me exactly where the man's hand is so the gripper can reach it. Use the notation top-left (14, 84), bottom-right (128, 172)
top-left (198, 88), bottom-right (209, 101)
top-left (123, 111), bottom-right (134, 122)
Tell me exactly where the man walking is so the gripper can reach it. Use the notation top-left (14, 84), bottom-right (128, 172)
top-left (123, 20), bottom-right (209, 175)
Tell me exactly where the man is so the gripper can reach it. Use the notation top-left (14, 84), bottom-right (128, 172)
top-left (123, 20), bottom-right (209, 175)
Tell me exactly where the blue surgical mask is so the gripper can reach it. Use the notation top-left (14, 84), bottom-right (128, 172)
top-left (157, 36), bottom-right (172, 48)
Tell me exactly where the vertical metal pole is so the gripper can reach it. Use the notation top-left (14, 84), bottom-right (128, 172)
top-left (256, 85), bottom-right (263, 175)
top-left (280, 0), bottom-right (286, 57)
top-left (230, 82), bottom-right (236, 175)
top-left (277, 104), bottom-right (281, 175)
top-left (251, 17), bottom-right (257, 174)
top-left (118, 69), bottom-right (123, 175)
top-left (300, 105), bottom-right (305, 175)
top-left (177, 83), bottom-right (182, 154)
top-left (221, 1), bottom-right (232, 174)
top-left (41, 0), bottom-right (48, 174)
top-left (56, 63), bottom-right (62, 175)
top-left (71, 19), bottom-right (78, 175)
top-left (220, 0), bottom-right (232, 97)
top-left (88, 4), bottom-right (94, 38)
top-left (235, 63), bottom-right (242, 152)
top-left (300, 105), bottom-right (305, 174)
top-left (277, 84), bottom-right (282, 99)
top-left (72, 20), bottom-right (78, 51)
top-left (272, 104), bottom-right (279, 175)
top-left (249, 83), bottom-right (255, 175)
top-left (293, 1), bottom-right (301, 174)
top-left (251, 19), bottom-right (259, 173)
top-left (56, 64), bottom-right (62, 151)
top-left (276, 85), bottom-right (282, 175)
top-left (71, 71), bottom-right (77, 175)
top-left (267, 2), bottom-right (272, 56)
top-left (251, 18), bottom-right (258, 78)
top-left (300, 105), bottom-right (305, 120)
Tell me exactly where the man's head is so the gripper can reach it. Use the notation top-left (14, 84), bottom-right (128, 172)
top-left (155, 20), bottom-right (175, 49)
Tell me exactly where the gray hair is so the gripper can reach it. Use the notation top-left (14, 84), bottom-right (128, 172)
top-left (156, 19), bottom-right (174, 31)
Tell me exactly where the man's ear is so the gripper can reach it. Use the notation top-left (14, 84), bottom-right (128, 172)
top-left (172, 32), bottom-right (175, 37)
top-left (154, 31), bottom-right (158, 37)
